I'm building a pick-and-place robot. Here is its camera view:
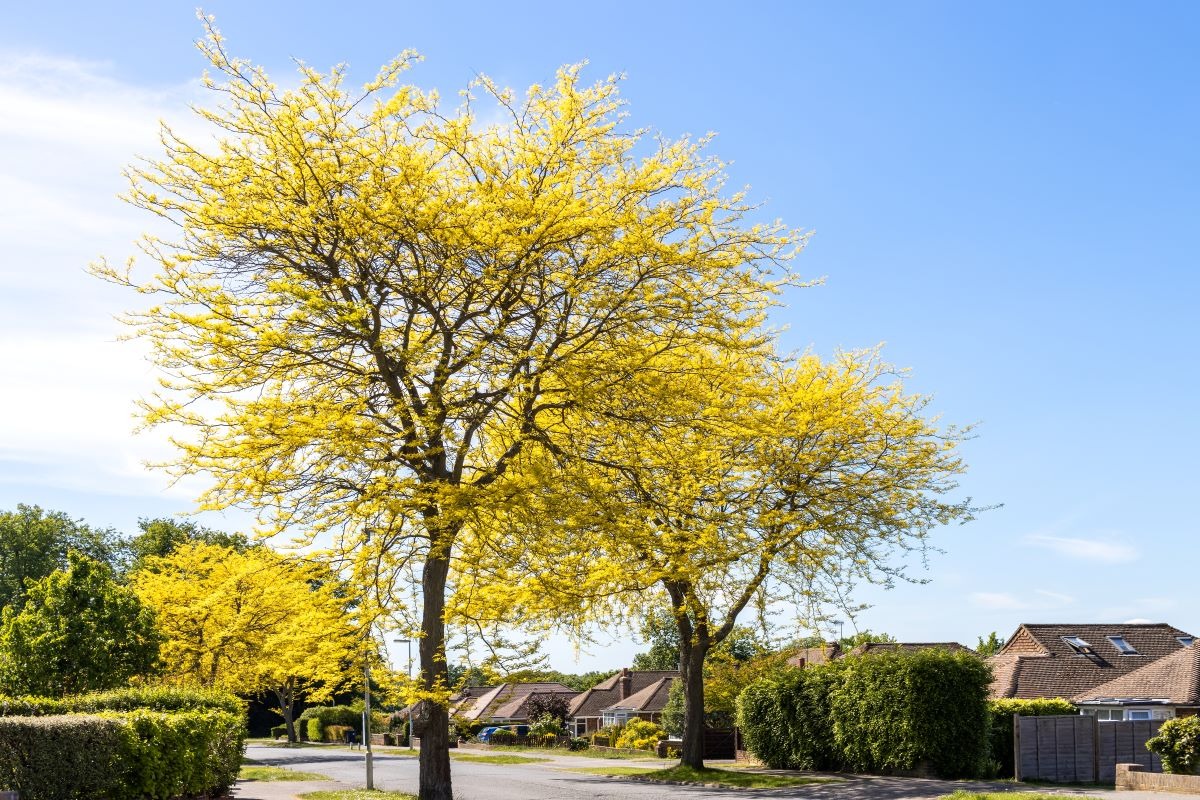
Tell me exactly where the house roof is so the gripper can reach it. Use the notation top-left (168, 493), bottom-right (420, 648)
top-left (569, 669), bottom-right (680, 719)
top-left (456, 682), bottom-right (578, 721)
top-left (844, 642), bottom-right (974, 657)
top-left (1073, 645), bottom-right (1200, 706)
top-left (786, 643), bottom-right (840, 668)
top-left (986, 623), bottom-right (1195, 700)
top-left (600, 676), bottom-right (675, 715)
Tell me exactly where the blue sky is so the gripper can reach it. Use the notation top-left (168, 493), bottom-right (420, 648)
top-left (1, 2), bottom-right (1197, 671)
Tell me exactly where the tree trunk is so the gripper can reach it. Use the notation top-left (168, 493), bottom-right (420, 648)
top-left (679, 639), bottom-right (709, 769)
top-left (275, 683), bottom-right (298, 743)
top-left (417, 547), bottom-right (453, 800)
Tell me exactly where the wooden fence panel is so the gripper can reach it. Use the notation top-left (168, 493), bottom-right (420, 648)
top-left (1020, 715), bottom-right (1162, 784)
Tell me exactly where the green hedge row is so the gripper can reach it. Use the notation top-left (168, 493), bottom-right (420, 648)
top-left (299, 705), bottom-right (362, 741)
top-left (0, 686), bottom-right (245, 717)
top-left (0, 708), bottom-right (244, 800)
top-left (987, 697), bottom-right (1075, 777)
top-left (737, 650), bottom-right (993, 778)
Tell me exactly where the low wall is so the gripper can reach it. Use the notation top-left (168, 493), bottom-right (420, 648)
top-left (1117, 763), bottom-right (1200, 794)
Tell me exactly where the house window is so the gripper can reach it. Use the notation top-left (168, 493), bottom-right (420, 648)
top-left (1083, 708), bottom-right (1125, 721)
top-left (1107, 636), bottom-right (1139, 655)
top-left (601, 710), bottom-right (630, 727)
top-left (1179, 636), bottom-right (1194, 647)
top-left (1128, 710), bottom-right (1152, 721)
top-left (1063, 636), bottom-right (1093, 654)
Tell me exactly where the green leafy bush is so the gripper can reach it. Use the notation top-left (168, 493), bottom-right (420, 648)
top-left (615, 718), bottom-right (665, 750)
top-left (568, 737), bottom-right (589, 751)
top-left (325, 724), bottom-right (354, 743)
top-left (1147, 716), bottom-right (1200, 775)
top-left (736, 664), bottom-right (842, 770)
top-left (0, 708), bottom-right (244, 800)
top-left (986, 697), bottom-right (1074, 778)
top-left (271, 724), bottom-right (288, 739)
top-left (299, 705), bottom-right (362, 741)
top-left (738, 650), bottom-right (991, 778)
top-left (529, 713), bottom-right (564, 738)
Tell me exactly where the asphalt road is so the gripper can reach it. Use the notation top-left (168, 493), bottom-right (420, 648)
top-left (242, 743), bottom-right (1152, 800)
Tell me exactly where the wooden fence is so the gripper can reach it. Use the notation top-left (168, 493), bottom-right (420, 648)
top-left (1014, 715), bottom-right (1163, 783)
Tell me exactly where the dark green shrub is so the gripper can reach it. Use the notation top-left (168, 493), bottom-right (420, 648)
top-left (271, 724), bottom-right (287, 739)
top-left (830, 650), bottom-right (991, 778)
top-left (325, 724), bottom-right (353, 743)
top-left (986, 697), bottom-right (1074, 778)
top-left (0, 709), bottom-right (244, 800)
top-left (489, 728), bottom-right (516, 744)
top-left (1147, 716), bottom-right (1200, 774)
top-left (736, 665), bottom-right (842, 770)
top-left (567, 736), bottom-right (589, 751)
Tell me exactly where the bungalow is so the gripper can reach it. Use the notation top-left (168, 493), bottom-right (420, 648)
top-left (568, 668), bottom-right (679, 737)
top-left (451, 682), bottom-right (579, 726)
top-left (986, 623), bottom-right (1195, 702)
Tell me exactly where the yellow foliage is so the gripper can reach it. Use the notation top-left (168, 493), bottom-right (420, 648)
top-left (132, 543), bottom-right (358, 707)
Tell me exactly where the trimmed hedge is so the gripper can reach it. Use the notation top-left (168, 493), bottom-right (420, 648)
top-left (986, 697), bottom-right (1074, 778)
top-left (736, 663), bottom-right (843, 771)
top-left (738, 649), bottom-right (991, 778)
top-left (0, 686), bottom-right (245, 717)
top-left (0, 709), bottom-right (244, 800)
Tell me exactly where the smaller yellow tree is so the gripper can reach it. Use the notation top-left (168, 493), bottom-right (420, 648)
top-left (133, 542), bottom-right (358, 741)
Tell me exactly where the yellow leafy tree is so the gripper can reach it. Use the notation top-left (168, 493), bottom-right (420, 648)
top-left (95, 18), bottom-right (801, 799)
top-left (465, 347), bottom-right (974, 768)
top-left (133, 543), bottom-right (358, 742)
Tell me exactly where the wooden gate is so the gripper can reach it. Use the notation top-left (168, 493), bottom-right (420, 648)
top-left (1014, 715), bottom-right (1163, 783)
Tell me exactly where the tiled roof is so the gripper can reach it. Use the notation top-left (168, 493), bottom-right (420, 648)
top-left (1073, 645), bottom-right (1200, 705)
top-left (569, 670), bottom-right (680, 719)
top-left (601, 676), bottom-right (675, 714)
top-left (457, 682), bottom-right (578, 721)
top-left (986, 623), bottom-right (1195, 700)
top-left (786, 644), bottom-right (840, 668)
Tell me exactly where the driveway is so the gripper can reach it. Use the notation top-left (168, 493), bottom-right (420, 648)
top-left (239, 743), bottom-right (1173, 800)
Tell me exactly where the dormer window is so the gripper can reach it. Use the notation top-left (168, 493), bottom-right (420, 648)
top-left (1107, 635), bottom-right (1139, 655)
top-left (1062, 636), bottom-right (1093, 654)
top-left (1180, 636), bottom-right (1195, 647)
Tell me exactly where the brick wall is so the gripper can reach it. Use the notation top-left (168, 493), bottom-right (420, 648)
top-left (1117, 763), bottom-right (1200, 794)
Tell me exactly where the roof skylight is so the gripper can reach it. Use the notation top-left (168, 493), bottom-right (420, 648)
top-left (1062, 636), bottom-right (1093, 654)
top-left (1179, 636), bottom-right (1195, 647)
top-left (1107, 635), bottom-right (1139, 655)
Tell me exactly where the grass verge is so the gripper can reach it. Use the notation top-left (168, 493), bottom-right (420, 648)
top-left (451, 752), bottom-right (551, 764)
top-left (571, 764), bottom-right (839, 788)
top-left (474, 744), bottom-right (660, 760)
top-left (239, 763), bottom-right (331, 781)
top-left (300, 792), bottom-right (416, 800)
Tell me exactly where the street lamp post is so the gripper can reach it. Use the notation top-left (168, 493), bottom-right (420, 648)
top-left (394, 638), bottom-right (413, 749)
top-left (363, 657), bottom-right (374, 790)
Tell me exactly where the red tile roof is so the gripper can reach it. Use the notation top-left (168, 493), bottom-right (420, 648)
top-left (568, 669), bottom-right (680, 719)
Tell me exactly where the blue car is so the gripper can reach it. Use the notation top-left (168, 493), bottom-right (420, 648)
top-left (478, 724), bottom-right (530, 742)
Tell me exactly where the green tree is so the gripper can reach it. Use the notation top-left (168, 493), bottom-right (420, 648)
top-left (975, 631), bottom-right (1005, 657)
top-left (126, 517), bottom-right (253, 574)
top-left (0, 504), bottom-right (122, 609)
top-left (0, 552), bottom-right (162, 696)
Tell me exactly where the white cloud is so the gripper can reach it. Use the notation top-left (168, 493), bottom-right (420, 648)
top-left (1025, 534), bottom-right (1139, 564)
top-left (0, 52), bottom-right (201, 503)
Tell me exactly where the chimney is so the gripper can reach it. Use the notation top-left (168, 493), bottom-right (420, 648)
top-left (826, 641), bottom-right (842, 660)
top-left (619, 667), bottom-right (632, 700)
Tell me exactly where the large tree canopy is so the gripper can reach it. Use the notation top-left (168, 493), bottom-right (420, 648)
top-left (96, 20), bottom-right (800, 799)
top-left (0, 552), bottom-right (162, 696)
top-left (0, 504), bottom-right (124, 610)
top-left (132, 542), bottom-right (358, 742)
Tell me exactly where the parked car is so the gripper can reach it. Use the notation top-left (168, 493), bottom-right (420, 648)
top-left (477, 724), bottom-right (530, 743)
